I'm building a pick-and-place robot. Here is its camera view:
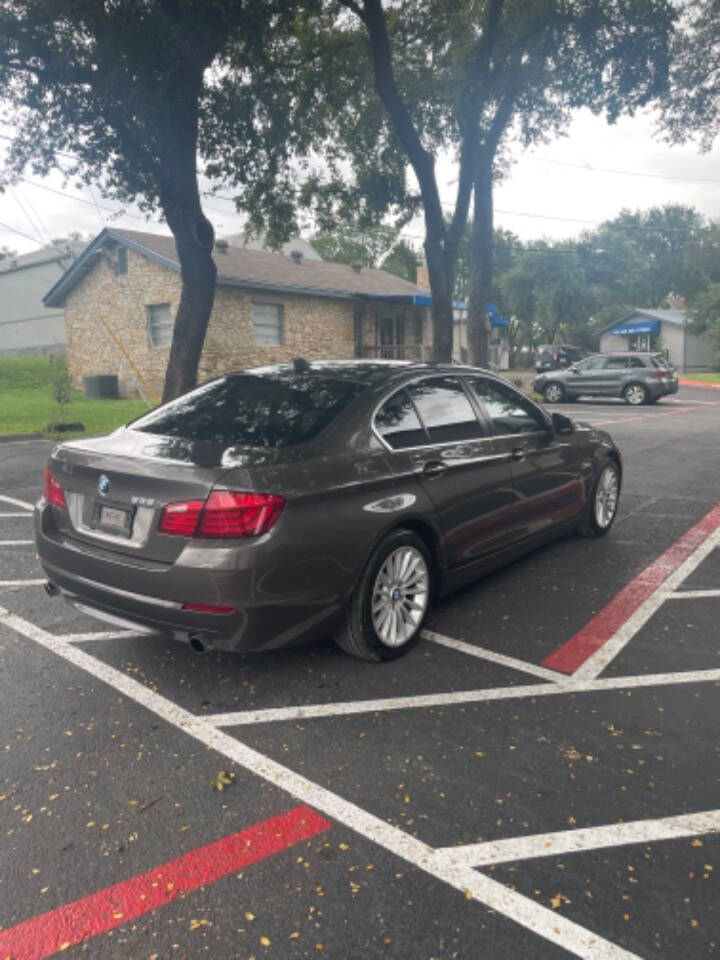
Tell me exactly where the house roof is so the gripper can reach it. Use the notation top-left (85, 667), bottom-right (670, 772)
top-left (599, 308), bottom-right (685, 335)
top-left (43, 228), bottom-right (429, 307)
top-left (0, 240), bottom-right (86, 276)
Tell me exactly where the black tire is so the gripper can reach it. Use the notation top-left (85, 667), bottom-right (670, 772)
top-left (622, 382), bottom-right (649, 406)
top-left (334, 528), bottom-right (432, 661)
top-left (543, 382), bottom-right (565, 404)
top-left (578, 459), bottom-right (620, 538)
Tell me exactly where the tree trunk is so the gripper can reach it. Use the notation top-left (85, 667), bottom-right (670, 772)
top-left (161, 208), bottom-right (217, 402)
top-left (425, 233), bottom-right (455, 362)
top-left (467, 153), bottom-right (493, 368)
top-left (160, 158), bottom-right (217, 402)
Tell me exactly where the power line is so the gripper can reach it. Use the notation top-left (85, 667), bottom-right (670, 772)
top-left (8, 185), bottom-right (47, 247)
top-left (0, 219), bottom-right (57, 248)
top-left (524, 153), bottom-right (720, 186)
top-left (17, 184), bottom-right (57, 248)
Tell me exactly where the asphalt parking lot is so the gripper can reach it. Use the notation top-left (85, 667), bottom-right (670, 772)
top-left (1, 384), bottom-right (719, 960)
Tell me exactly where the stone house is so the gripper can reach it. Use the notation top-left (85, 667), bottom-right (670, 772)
top-left (43, 228), bottom-right (433, 400)
top-left (598, 308), bottom-right (713, 372)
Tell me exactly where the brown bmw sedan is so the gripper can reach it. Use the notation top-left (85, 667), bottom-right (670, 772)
top-left (35, 360), bottom-right (621, 661)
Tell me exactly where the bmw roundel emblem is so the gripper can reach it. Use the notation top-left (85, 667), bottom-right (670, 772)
top-left (97, 474), bottom-right (110, 496)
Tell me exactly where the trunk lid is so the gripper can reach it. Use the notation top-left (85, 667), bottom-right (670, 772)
top-left (48, 428), bottom-right (292, 563)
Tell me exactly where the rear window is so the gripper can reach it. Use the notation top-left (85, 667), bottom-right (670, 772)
top-left (130, 373), bottom-right (368, 447)
top-left (651, 356), bottom-right (671, 369)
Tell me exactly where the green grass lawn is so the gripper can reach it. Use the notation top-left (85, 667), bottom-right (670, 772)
top-left (682, 372), bottom-right (720, 383)
top-left (0, 356), bottom-right (149, 438)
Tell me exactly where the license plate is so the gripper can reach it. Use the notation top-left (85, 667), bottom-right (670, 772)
top-left (98, 504), bottom-right (132, 535)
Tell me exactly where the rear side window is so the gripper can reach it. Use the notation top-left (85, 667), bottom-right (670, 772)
top-left (604, 356), bottom-right (629, 369)
top-left (628, 356), bottom-right (647, 368)
top-left (468, 377), bottom-right (547, 435)
top-left (131, 373), bottom-right (367, 447)
top-left (407, 377), bottom-right (485, 444)
top-left (374, 389), bottom-right (427, 449)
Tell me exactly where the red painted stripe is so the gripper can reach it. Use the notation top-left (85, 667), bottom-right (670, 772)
top-left (679, 378), bottom-right (720, 390)
top-left (0, 805), bottom-right (330, 960)
top-left (542, 503), bottom-right (720, 674)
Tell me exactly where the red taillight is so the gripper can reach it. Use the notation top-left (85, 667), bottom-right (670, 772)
top-left (158, 491), bottom-right (285, 539)
top-left (157, 500), bottom-right (204, 536)
top-left (43, 466), bottom-right (65, 509)
top-left (198, 491), bottom-right (285, 539)
top-left (182, 602), bottom-right (236, 615)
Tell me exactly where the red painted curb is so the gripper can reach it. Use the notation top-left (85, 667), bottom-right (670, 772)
top-left (0, 805), bottom-right (331, 960)
top-left (542, 503), bottom-right (720, 674)
top-left (678, 378), bottom-right (720, 389)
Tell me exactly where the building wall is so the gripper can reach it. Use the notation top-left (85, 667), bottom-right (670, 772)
top-left (659, 322), bottom-right (684, 369)
top-left (0, 258), bottom-right (71, 353)
top-left (684, 330), bottom-right (714, 371)
top-left (64, 247), bottom-right (360, 397)
top-left (598, 333), bottom-right (627, 354)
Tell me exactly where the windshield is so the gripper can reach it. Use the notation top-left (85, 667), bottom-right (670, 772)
top-left (130, 372), bottom-right (368, 447)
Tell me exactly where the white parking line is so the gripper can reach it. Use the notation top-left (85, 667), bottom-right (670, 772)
top-left (669, 589), bottom-right (720, 600)
top-left (423, 630), bottom-right (564, 683)
top-left (60, 630), bottom-right (150, 642)
top-left (0, 494), bottom-right (33, 511)
top-left (571, 525), bottom-right (720, 682)
top-left (0, 604), bottom-right (640, 959)
top-left (0, 579), bottom-right (45, 588)
top-left (436, 809), bottom-right (720, 867)
top-left (0, 540), bottom-right (34, 546)
top-left (0, 512), bottom-right (32, 518)
top-left (202, 666), bottom-right (720, 727)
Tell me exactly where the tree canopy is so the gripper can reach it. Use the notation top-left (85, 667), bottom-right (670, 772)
top-left (661, 0), bottom-right (720, 150)
top-left (213, 0), bottom-right (676, 367)
top-left (0, 0), bottom-right (297, 399)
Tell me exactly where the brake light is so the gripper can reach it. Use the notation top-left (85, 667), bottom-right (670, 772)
top-left (198, 491), bottom-right (285, 538)
top-left (43, 466), bottom-right (65, 509)
top-left (652, 369), bottom-right (670, 379)
top-left (157, 500), bottom-right (204, 536)
top-left (158, 491), bottom-right (285, 539)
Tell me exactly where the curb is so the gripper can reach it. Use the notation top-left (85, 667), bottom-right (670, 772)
top-left (0, 432), bottom-right (45, 443)
top-left (678, 378), bottom-right (720, 390)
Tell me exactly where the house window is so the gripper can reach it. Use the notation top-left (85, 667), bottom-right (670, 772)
top-left (252, 301), bottom-right (284, 346)
top-left (147, 303), bottom-right (174, 347)
top-left (116, 247), bottom-right (128, 275)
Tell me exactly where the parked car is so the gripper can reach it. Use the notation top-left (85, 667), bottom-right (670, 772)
top-left (36, 361), bottom-right (621, 661)
top-left (534, 352), bottom-right (678, 405)
top-left (535, 344), bottom-right (587, 373)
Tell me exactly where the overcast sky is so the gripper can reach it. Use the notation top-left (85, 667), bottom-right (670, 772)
top-left (1, 105), bottom-right (719, 258)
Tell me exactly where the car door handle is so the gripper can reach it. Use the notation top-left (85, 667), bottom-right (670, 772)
top-left (422, 460), bottom-right (447, 478)
top-left (511, 447), bottom-right (526, 461)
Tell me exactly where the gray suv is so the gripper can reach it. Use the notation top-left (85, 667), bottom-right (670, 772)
top-left (534, 353), bottom-right (678, 406)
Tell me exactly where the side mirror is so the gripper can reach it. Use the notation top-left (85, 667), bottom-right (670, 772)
top-left (551, 412), bottom-right (574, 435)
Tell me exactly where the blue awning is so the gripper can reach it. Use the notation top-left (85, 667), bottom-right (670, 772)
top-left (609, 319), bottom-right (660, 336)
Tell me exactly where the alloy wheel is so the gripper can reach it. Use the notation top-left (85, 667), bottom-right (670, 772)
top-left (544, 383), bottom-right (563, 403)
top-left (371, 546), bottom-right (429, 648)
top-left (624, 384), bottom-right (646, 405)
top-left (594, 464), bottom-right (619, 529)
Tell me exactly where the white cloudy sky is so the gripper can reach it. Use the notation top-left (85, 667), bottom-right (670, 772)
top-left (1, 105), bottom-right (719, 257)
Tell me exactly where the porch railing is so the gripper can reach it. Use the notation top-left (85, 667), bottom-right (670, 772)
top-left (360, 343), bottom-right (432, 361)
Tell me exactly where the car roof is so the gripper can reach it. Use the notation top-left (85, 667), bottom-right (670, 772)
top-left (239, 359), bottom-right (497, 386)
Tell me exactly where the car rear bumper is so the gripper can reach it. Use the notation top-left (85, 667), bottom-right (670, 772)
top-left (648, 379), bottom-right (679, 398)
top-left (35, 503), bottom-right (343, 653)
